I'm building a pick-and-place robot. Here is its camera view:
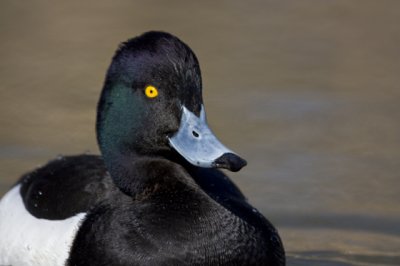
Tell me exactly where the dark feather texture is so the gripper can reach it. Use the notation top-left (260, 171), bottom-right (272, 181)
top-left (16, 31), bottom-right (285, 265)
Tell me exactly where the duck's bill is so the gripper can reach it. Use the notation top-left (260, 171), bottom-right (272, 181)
top-left (168, 105), bottom-right (247, 172)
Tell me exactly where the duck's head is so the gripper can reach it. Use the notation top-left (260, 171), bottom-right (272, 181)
top-left (96, 31), bottom-right (246, 172)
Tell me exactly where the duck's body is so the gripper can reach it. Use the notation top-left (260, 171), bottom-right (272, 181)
top-left (0, 31), bottom-right (285, 265)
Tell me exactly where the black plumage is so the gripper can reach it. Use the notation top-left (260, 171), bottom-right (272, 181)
top-left (16, 31), bottom-right (285, 265)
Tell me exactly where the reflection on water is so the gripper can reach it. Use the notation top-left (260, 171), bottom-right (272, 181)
top-left (289, 251), bottom-right (400, 266)
top-left (1, 1), bottom-right (400, 265)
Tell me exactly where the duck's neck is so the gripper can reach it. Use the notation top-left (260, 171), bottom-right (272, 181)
top-left (101, 150), bottom-right (146, 196)
top-left (102, 149), bottom-right (189, 197)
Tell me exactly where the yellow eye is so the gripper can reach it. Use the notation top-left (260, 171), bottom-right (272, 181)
top-left (145, 85), bottom-right (158, 98)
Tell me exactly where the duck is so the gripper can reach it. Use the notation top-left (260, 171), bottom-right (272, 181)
top-left (0, 31), bottom-right (285, 266)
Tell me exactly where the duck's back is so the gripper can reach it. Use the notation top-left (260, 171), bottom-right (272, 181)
top-left (0, 155), bottom-right (114, 266)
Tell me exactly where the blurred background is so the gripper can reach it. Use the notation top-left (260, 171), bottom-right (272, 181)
top-left (1, 1), bottom-right (399, 265)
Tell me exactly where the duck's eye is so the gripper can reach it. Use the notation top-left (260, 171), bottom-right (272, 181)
top-left (144, 85), bottom-right (158, 98)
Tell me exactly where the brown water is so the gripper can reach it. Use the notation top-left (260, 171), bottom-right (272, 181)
top-left (1, 1), bottom-right (399, 265)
